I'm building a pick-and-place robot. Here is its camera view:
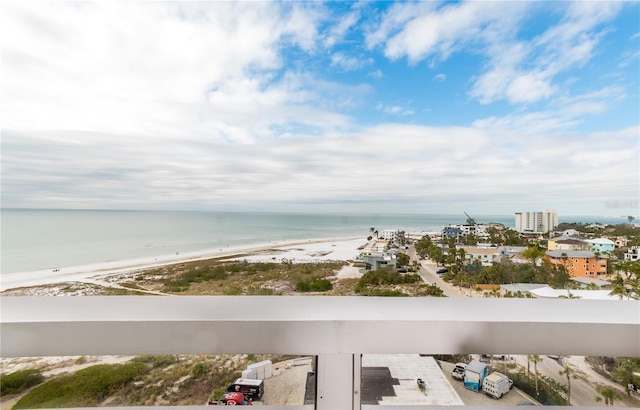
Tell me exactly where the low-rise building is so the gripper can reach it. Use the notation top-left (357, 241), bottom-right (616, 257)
top-left (624, 246), bottom-right (639, 261)
top-left (379, 229), bottom-right (399, 241)
top-left (361, 252), bottom-right (397, 271)
top-left (570, 276), bottom-right (610, 289)
top-left (443, 224), bottom-right (489, 240)
top-left (442, 226), bottom-right (462, 240)
top-left (458, 246), bottom-right (500, 267)
top-left (545, 250), bottom-right (607, 278)
top-left (610, 236), bottom-right (628, 248)
top-left (528, 286), bottom-right (619, 300)
top-left (586, 238), bottom-right (616, 254)
top-left (547, 235), bottom-right (590, 251)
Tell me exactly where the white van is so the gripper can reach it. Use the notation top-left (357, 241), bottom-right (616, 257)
top-left (482, 371), bottom-right (512, 399)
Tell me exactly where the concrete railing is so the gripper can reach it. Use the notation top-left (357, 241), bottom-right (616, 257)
top-left (2, 296), bottom-right (639, 409)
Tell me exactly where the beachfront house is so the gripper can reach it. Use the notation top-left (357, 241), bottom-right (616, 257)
top-left (361, 252), bottom-right (397, 271)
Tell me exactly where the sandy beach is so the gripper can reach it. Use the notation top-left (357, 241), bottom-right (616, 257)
top-left (0, 236), bottom-right (367, 293)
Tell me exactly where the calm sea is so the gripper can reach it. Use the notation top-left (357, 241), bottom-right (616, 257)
top-left (0, 209), bottom-right (628, 274)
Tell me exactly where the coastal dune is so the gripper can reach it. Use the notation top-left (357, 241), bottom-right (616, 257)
top-left (0, 236), bottom-right (366, 292)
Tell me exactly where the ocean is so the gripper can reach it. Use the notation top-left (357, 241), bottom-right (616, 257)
top-left (0, 209), bottom-right (629, 274)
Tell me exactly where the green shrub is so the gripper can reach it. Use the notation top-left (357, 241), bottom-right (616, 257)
top-left (296, 278), bottom-right (333, 292)
top-left (191, 362), bottom-right (208, 379)
top-left (1, 369), bottom-right (44, 396)
top-left (507, 369), bottom-right (567, 405)
top-left (225, 286), bottom-right (243, 295)
top-left (255, 263), bottom-right (276, 272)
top-left (13, 362), bottom-right (149, 408)
top-left (247, 286), bottom-right (276, 295)
top-left (421, 284), bottom-right (445, 297)
top-left (132, 355), bottom-right (177, 368)
top-left (357, 288), bottom-right (408, 297)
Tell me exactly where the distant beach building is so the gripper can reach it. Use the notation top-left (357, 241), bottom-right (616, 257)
top-left (442, 223), bottom-right (488, 240)
top-left (379, 229), bottom-right (399, 241)
top-left (514, 209), bottom-right (558, 234)
top-left (442, 226), bottom-right (463, 240)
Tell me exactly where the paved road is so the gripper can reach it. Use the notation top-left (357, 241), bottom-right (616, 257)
top-left (407, 245), bottom-right (460, 298)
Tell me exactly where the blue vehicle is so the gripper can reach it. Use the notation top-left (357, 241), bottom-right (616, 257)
top-left (463, 360), bottom-right (488, 392)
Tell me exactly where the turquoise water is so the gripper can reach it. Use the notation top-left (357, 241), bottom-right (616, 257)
top-left (0, 209), bottom-right (628, 274)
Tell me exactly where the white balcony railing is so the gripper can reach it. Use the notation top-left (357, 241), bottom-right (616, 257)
top-left (2, 296), bottom-right (639, 409)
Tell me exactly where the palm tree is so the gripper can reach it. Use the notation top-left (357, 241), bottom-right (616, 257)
top-left (529, 354), bottom-right (542, 396)
top-left (595, 386), bottom-right (619, 406)
top-left (559, 364), bottom-right (575, 405)
top-left (609, 275), bottom-right (628, 300)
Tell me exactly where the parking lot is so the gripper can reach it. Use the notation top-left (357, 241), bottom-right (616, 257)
top-left (262, 355), bottom-right (538, 406)
top-left (439, 361), bottom-right (538, 405)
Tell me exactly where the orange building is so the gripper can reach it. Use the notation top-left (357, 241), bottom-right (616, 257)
top-left (545, 250), bottom-right (607, 278)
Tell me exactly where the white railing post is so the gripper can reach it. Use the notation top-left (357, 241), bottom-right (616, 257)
top-left (316, 353), bottom-right (355, 410)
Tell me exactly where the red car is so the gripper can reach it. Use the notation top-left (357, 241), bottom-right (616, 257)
top-left (220, 392), bottom-right (252, 405)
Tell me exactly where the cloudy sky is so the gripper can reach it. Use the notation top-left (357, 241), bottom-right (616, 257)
top-left (1, 1), bottom-right (638, 216)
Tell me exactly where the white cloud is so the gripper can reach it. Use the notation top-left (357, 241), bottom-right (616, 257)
top-left (0, 1), bottom-right (636, 215)
top-left (376, 103), bottom-right (414, 116)
top-left (473, 85), bottom-right (626, 134)
top-left (330, 52), bottom-right (372, 71)
top-left (324, 10), bottom-right (360, 48)
top-left (505, 72), bottom-right (556, 103)
top-left (368, 1), bottom-right (524, 65)
top-left (470, 2), bottom-right (623, 105)
top-left (368, 1), bottom-right (626, 106)
top-left (3, 122), bottom-right (636, 214)
top-left (0, 1), bottom-right (328, 138)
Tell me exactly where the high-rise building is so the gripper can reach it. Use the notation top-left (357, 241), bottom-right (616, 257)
top-left (514, 209), bottom-right (558, 233)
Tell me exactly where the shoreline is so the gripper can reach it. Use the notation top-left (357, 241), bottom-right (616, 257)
top-left (0, 236), bottom-right (366, 292)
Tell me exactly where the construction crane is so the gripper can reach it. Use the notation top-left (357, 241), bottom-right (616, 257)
top-left (464, 211), bottom-right (477, 226)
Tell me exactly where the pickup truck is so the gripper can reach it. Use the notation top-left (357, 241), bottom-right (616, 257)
top-left (451, 363), bottom-right (467, 380)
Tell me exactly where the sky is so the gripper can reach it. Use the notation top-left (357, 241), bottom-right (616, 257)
top-left (1, 0), bottom-right (639, 216)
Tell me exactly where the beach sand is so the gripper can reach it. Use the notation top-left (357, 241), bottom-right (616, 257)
top-left (0, 236), bottom-right (367, 293)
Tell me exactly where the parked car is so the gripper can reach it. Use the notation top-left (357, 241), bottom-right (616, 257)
top-left (451, 362), bottom-right (467, 380)
top-left (218, 392), bottom-right (252, 405)
top-left (436, 268), bottom-right (448, 274)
